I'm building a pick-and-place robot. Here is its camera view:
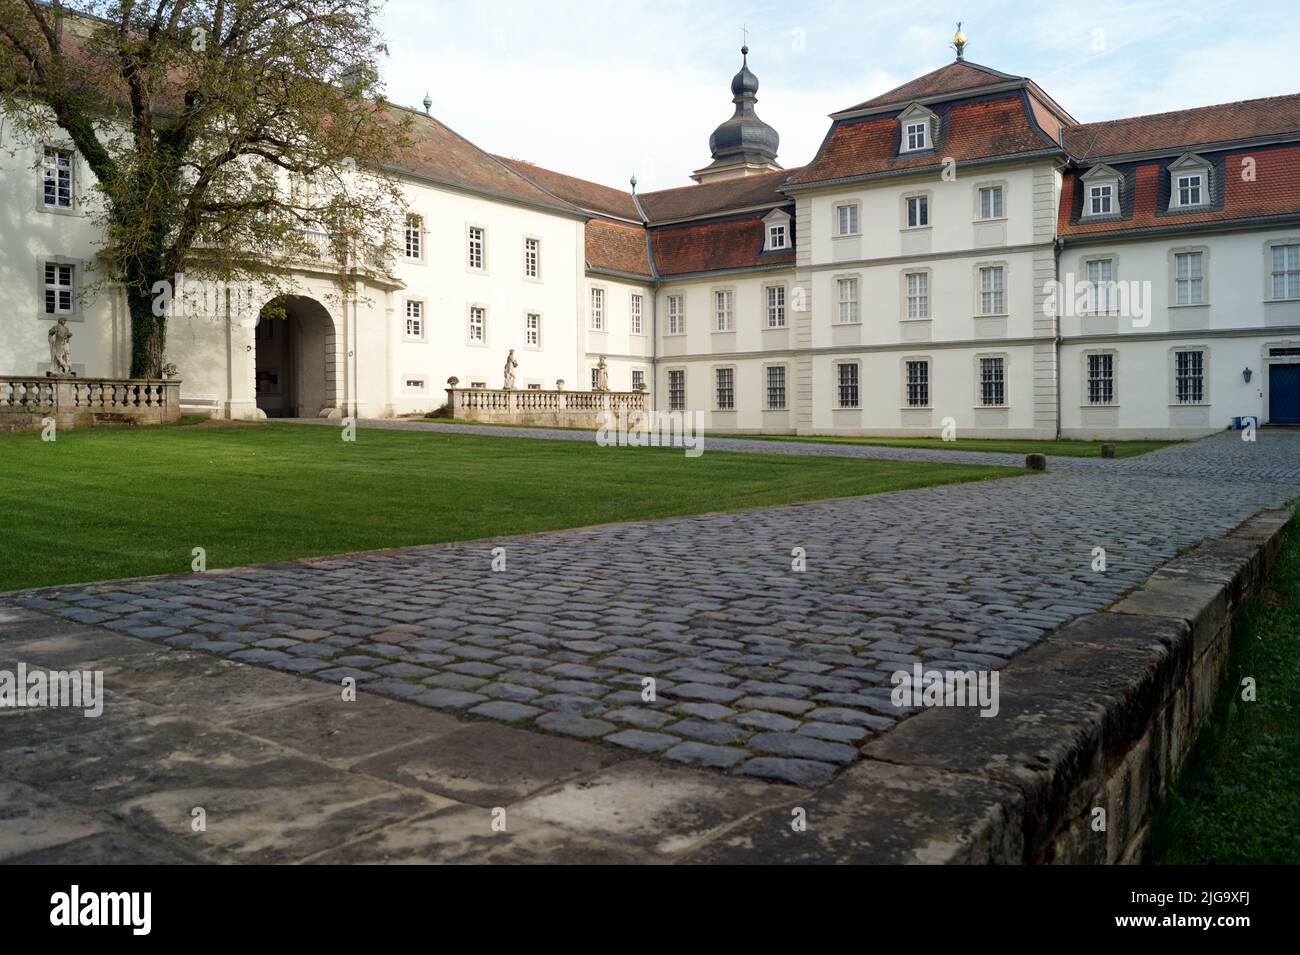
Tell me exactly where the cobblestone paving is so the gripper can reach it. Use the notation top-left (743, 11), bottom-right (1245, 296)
top-left (11, 430), bottom-right (1299, 788)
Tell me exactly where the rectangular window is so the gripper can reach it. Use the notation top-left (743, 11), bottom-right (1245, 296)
top-left (1088, 183), bottom-right (1114, 216)
top-left (766, 365), bottom-right (787, 410)
top-left (525, 312), bottom-right (541, 347)
top-left (523, 237), bottom-right (540, 279)
top-left (668, 370), bottom-right (685, 410)
top-left (837, 277), bottom-right (859, 324)
top-left (630, 293), bottom-right (643, 335)
top-left (836, 204), bottom-right (859, 235)
top-left (591, 367), bottom-right (601, 390)
top-left (631, 369), bottom-right (645, 391)
top-left (43, 147), bottom-right (72, 209)
top-left (766, 285), bottom-right (786, 328)
top-left (979, 185), bottom-right (1004, 220)
top-left (667, 294), bottom-right (685, 335)
top-left (405, 378), bottom-right (425, 390)
top-left (714, 289), bottom-right (734, 331)
top-left (404, 299), bottom-right (424, 339)
top-left (905, 272), bottom-right (929, 319)
top-left (979, 356), bottom-right (1005, 407)
top-left (767, 223), bottom-right (788, 249)
top-left (1271, 244), bottom-right (1300, 300)
top-left (44, 262), bottom-right (74, 314)
top-left (468, 306), bottom-right (485, 343)
top-left (837, 363), bottom-right (859, 408)
top-left (467, 226), bottom-right (485, 270)
top-left (1085, 258), bottom-right (1114, 313)
top-left (906, 195), bottom-right (929, 228)
top-left (1175, 350), bottom-right (1205, 404)
top-left (404, 214), bottom-right (422, 259)
top-left (1174, 251), bottom-right (1204, 305)
top-left (1176, 174), bottom-right (1203, 207)
top-left (590, 288), bottom-right (605, 330)
top-left (1087, 353), bottom-right (1115, 405)
top-left (905, 121), bottom-right (928, 151)
top-left (979, 266), bottom-right (1005, 315)
top-left (715, 367), bottom-right (735, 410)
top-left (906, 360), bottom-right (930, 408)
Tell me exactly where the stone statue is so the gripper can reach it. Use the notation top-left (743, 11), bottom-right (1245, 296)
top-left (595, 355), bottom-right (609, 392)
top-left (502, 349), bottom-right (518, 389)
top-left (47, 317), bottom-right (73, 376)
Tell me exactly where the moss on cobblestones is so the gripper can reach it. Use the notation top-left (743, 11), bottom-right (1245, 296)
top-left (1147, 509), bottom-right (1300, 864)
top-left (0, 421), bottom-right (1020, 591)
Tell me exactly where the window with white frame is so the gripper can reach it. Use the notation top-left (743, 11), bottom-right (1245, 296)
top-left (1086, 353), bottom-right (1116, 405)
top-left (468, 305), bottom-right (486, 343)
top-left (1087, 182), bottom-right (1115, 217)
top-left (467, 226), bottom-right (485, 270)
top-left (905, 195), bottom-right (929, 228)
top-left (905, 271), bottom-right (929, 319)
top-left (836, 203), bottom-right (859, 236)
top-left (837, 363), bottom-right (859, 408)
top-left (905, 359), bottom-right (930, 407)
top-left (1174, 349), bottom-right (1205, 404)
top-left (766, 285), bottom-right (786, 328)
top-left (1174, 173), bottom-right (1204, 208)
top-left (667, 294), bottom-right (685, 334)
top-left (43, 147), bottom-right (72, 209)
top-left (1271, 244), bottom-right (1300, 300)
top-left (715, 367), bottom-right (735, 409)
top-left (590, 287), bottom-right (605, 330)
top-left (591, 367), bottom-right (601, 390)
top-left (525, 312), bottom-right (541, 347)
top-left (668, 369), bottom-right (686, 410)
top-left (524, 237), bottom-right (540, 279)
top-left (978, 185), bottom-right (1004, 220)
top-left (404, 214), bottom-right (422, 259)
top-left (837, 277), bottom-right (859, 324)
top-left (44, 262), bottom-right (74, 314)
top-left (979, 356), bottom-right (1006, 407)
top-left (404, 299), bottom-right (424, 339)
top-left (904, 120), bottom-right (928, 152)
top-left (1085, 258), bottom-right (1115, 313)
top-left (1174, 251), bottom-right (1205, 305)
top-left (631, 369), bottom-right (645, 391)
top-left (767, 221), bottom-right (789, 250)
top-left (714, 289), bottom-right (734, 331)
top-left (979, 266), bottom-right (1005, 315)
top-left (630, 293), bottom-right (643, 335)
top-left (766, 365), bottom-right (786, 410)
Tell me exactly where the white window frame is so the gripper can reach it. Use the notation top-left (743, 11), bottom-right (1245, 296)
top-left (904, 358), bottom-right (931, 408)
top-left (835, 202), bottom-right (860, 236)
top-left (666, 293), bottom-right (686, 335)
top-left (1084, 350), bottom-right (1118, 406)
top-left (766, 222), bottom-right (789, 251)
top-left (976, 354), bottom-right (1007, 408)
top-left (903, 270), bottom-right (930, 321)
top-left (1267, 241), bottom-right (1300, 301)
top-left (765, 284), bottom-right (787, 328)
top-left (629, 293), bottom-right (643, 335)
top-left (977, 264), bottom-right (1007, 316)
top-left (1174, 173), bottom-right (1204, 209)
top-left (904, 193), bottom-right (930, 229)
top-left (523, 236), bottom-right (541, 280)
top-left (835, 361), bottom-right (861, 409)
top-left (714, 365), bottom-right (736, 411)
top-left (403, 298), bottom-right (426, 341)
top-left (467, 304), bottom-right (487, 346)
top-left (667, 368), bottom-right (686, 411)
top-left (42, 146), bottom-right (74, 211)
top-left (1171, 347), bottom-right (1208, 405)
top-left (904, 120), bottom-right (928, 152)
top-left (1083, 257), bottom-right (1116, 315)
top-left (466, 224), bottom-right (486, 272)
top-left (1172, 248), bottom-right (1207, 306)
top-left (836, 276), bottom-right (860, 325)
top-left (765, 363), bottom-right (788, 410)
top-left (977, 183), bottom-right (1005, 221)
top-left (631, 368), bottom-right (645, 392)
top-left (42, 260), bottom-right (76, 317)
top-left (403, 213), bottom-right (423, 261)
top-left (524, 311), bottom-right (542, 349)
top-left (589, 287), bottom-right (606, 331)
top-left (713, 288), bottom-right (735, 332)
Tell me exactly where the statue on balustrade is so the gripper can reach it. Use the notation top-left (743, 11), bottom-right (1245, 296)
top-left (502, 349), bottom-right (518, 389)
top-left (47, 317), bottom-right (73, 376)
top-left (595, 355), bottom-right (609, 392)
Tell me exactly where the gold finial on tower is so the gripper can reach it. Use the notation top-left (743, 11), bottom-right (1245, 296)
top-left (952, 22), bottom-right (968, 61)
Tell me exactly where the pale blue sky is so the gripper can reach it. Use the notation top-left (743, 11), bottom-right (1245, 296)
top-left (377, 0), bottom-right (1291, 192)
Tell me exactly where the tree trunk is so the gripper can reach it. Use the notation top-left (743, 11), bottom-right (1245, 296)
top-left (127, 285), bottom-right (166, 379)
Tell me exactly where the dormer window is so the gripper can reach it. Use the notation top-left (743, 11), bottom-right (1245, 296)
top-left (897, 103), bottom-right (938, 155)
top-left (1080, 163), bottom-right (1123, 220)
top-left (762, 208), bottom-right (792, 251)
top-left (1175, 174), bottom-right (1203, 207)
top-left (767, 222), bottom-right (788, 250)
top-left (1167, 154), bottom-right (1212, 210)
top-left (1089, 183), bottom-right (1114, 216)
top-left (905, 121), bottom-right (928, 151)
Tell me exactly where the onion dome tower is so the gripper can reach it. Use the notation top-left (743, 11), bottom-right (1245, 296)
top-left (691, 46), bottom-right (782, 183)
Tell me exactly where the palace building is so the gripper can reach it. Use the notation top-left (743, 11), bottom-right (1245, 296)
top-left (4, 31), bottom-right (1299, 436)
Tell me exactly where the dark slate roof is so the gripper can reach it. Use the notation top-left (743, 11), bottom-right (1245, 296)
top-left (638, 166), bottom-right (801, 221)
top-left (837, 60), bottom-right (1024, 113)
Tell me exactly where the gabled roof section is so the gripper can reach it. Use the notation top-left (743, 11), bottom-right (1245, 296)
top-left (494, 156), bottom-right (642, 221)
top-left (651, 214), bottom-right (794, 277)
top-left (638, 166), bottom-right (801, 222)
top-left (836, 60), bottom-right (1024, 115)
top-left (585, 218), bottom-right (653, 278)
top-left (1063, 93), bottom-right (1300, 160)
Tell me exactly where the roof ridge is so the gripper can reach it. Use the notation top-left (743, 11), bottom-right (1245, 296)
top-left (494, 155), bottom-right (636, 198)
top-left (1070, 91), bottom-right (1300, 131)
top-left (639, 165), bottom-right (803, 199)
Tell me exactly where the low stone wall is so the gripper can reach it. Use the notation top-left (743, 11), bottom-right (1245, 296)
top-left (446, 387), bottom-right (646, 428)
top-left (689, 508), bottom-right (1294, 864)
top-left (0, 376), bottom-right (183, 433)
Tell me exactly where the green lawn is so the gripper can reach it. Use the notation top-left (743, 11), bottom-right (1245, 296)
top-left (714, 434), bottom-right (1177, 458)
top-left (1146, 511), bottom-right (1300, 864)
top-left (0, 421), bottom-right (1022, 591)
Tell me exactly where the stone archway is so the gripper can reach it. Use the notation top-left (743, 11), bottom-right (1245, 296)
top-left (254, 295), bottom-right (339, 418)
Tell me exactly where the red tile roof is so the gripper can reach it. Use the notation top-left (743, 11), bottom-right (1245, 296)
top-left (495, 156), bottom-right (642, 221)
top-left (1058, 143), bottom-right (1300, 238)
top-left (585, 218), bottom-right (652, 277)
top-left (651, 215), bottom-right (794, 277)
top-left (838, 60), bottom-right (1023, 113)
top-left (1063, 93), bottom-right (1300, 160)
top-left (638, 167), bottom-right (801, 221)
top-left (791, 93), bottom-right (1060, 188)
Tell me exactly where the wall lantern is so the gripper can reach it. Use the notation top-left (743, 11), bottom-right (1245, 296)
top-left (1242, 367), bottom-right (1253, 383)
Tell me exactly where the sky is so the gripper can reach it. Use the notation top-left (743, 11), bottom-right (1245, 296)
top-left (376, 0), bottom-right (1293, 193)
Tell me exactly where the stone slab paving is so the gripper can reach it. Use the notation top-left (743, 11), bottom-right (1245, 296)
top-left (7, 430), bottom-right (1300, 790)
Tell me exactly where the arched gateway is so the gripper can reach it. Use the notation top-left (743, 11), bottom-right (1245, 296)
top-left (254, 296), bottom-right (340, 418)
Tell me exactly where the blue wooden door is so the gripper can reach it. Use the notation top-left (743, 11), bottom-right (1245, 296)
top-left (1270, 364), bottom-right (1300, 424)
